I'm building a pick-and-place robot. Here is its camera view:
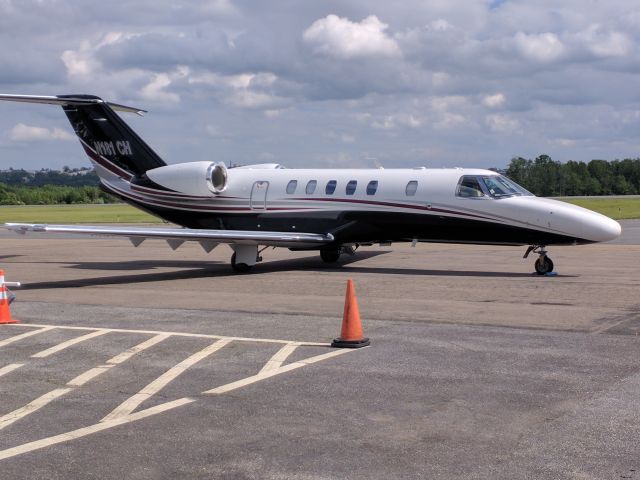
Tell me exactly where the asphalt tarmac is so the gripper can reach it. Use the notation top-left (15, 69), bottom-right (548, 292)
top-left (0, 220), bottom-right (638, 479)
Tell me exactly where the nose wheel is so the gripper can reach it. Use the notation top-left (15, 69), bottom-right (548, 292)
top-left (534, 255), bottom-right (554, 275)
top-left (524, 245), bottom-right (554, 275)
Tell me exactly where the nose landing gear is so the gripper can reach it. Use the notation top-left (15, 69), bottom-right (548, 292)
top-left (524, 245), bottom-right (554, 275)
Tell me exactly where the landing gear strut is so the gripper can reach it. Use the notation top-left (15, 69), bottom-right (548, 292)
top-left (320, 245), bottom-right (358, 264)
top-left (230, 244), bottom-right (263, 273)
top-left (320, 247), bottom-right (341, 263)
top-left (524, 245), bottom-right (554, 275)
top-left (230, 252), bottom-right (252, 273)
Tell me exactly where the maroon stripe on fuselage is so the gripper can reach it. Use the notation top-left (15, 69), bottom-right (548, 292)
top-left (130, 183), bottom-right (211, 200)
top-left (105, 182), bottom-right (314, 212)
top-left (80, 141), bottom-right (133, 181)
top-left (292, 197), bottom-right (496, 221)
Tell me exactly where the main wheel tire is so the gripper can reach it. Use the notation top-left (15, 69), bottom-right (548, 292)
top-left (534, 256), bottom-right (554, 275)
top-left (320, 248), bottom-right (341, 263)
top-left (231, 252), bottom-right (252, 273)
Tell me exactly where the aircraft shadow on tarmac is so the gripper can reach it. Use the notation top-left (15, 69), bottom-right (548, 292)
top-left (16, 251), bottom-right (568, 291)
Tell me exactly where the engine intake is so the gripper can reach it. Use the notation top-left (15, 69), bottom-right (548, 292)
top-left (145, 161), bottom-right (229, 197)
top-left (207, 162), bottom-right (228, 194)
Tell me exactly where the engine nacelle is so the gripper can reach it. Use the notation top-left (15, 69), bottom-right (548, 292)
top-left (145, 161), bottom-right (228, 196)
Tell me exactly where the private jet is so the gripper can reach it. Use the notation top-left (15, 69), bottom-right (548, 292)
top-left (0, 94), bottom-right (622, 274)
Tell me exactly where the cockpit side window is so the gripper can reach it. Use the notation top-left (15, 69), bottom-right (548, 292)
top-left (482, 175), bottom-right (533, 197)
top-left (456, 176), bottom-right (485, 198)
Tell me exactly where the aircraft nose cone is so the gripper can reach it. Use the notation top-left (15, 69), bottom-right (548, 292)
top-left (586, 214), bottom-right (622, 242)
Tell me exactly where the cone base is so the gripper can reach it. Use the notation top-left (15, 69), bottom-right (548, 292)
top-left (331, 337), bottom-right (370, 349)
top-left (0, 319), bottom-right (18, 324)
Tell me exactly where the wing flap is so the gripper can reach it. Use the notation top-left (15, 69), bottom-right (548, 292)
top-left (5, 223), bottom-right (334, 248)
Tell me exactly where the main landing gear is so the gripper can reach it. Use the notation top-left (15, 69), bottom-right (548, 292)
top-left (228, 244), bottom-right (357, 272)
top-left (230, 245), bottom-right (266, 273)
top-left (320, 245), bottom-right (357, 264)
top-left (523, 245), bottom-right (554, 275)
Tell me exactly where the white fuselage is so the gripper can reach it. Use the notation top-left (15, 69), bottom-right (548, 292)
top-left (95, 161), bottom-right (622, 246)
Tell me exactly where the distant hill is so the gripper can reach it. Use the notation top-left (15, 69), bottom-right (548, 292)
top-left (0, 167), bottom-right (100, 187)
top-left (0, 167), bottom-right (116, 205)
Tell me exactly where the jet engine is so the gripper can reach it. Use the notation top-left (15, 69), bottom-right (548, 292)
top-left (144, 161), bottom-right (228, 196)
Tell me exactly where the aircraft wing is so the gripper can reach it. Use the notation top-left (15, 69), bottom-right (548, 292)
top-left (5, 223), bottom-right (334, 250)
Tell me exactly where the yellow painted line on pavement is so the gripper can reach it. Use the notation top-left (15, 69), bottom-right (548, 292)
top-left (1, 332), bottom-right (171, 431)
top-left (0, 363), bottom-right (24, 378)
top-left (258, 342), bottom-right (300, 374)
top-left (204, 348), bottom-right (353, 395)
top-left (0, 388), bottom-right (72, 431)
top-left (67, 333), bottom-right (170, 387)
top-left (12, 323), bottom-right (328, 346)
top-left (0, 327), bottom-right (55, 349)
top-left (0, 344), bottom-right (362, 460)
top-left (102, 338), bottom-right (231, 422)
top-left (31, 330), bottom-right (110, 358)
top-left (106, 333), bottom-right (170, 365)
top-left (66, 366), bottom-right (113, 388)
top-left (0, 397), bottom-right (195, 461)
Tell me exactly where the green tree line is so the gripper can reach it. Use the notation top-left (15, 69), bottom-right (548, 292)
top-left (505, 155), bottom-right (640, 196)
top-left (0, 167), bottom-right (117, 205)
top-left (1, 158), bottom-right (640, 205)
top-left (0, 167), bottom-right (100, 187)
top-left (0, 183), bottom-right (116, 205)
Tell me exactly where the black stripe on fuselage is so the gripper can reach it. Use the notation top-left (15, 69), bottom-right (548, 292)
top-left (101, 182), bottom-right (588, 247)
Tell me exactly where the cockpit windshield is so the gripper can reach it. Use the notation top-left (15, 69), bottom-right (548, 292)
top-left (456, 175), bottom-right (533, 198)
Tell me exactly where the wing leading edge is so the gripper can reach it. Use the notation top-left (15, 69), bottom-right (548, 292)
top-left (5, 223), bottom-right (334, 250)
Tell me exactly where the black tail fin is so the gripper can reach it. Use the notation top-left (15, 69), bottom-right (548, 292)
top-left (57, 94), bottom-right (166, 178)
top-left (0, 94), bottom-right (166, 178)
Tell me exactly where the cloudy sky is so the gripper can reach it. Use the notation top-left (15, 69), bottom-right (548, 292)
top-left (0, 0), bottom-right (639, 171)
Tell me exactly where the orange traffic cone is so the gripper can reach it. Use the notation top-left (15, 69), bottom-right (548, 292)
top-left (0, 270), bottom-right (18, 325)
top-left (331, 279), bottom-right (370, 348)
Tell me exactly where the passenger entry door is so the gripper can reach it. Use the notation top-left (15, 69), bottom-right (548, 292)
top-left (250, 181), bottom-right (269, 210)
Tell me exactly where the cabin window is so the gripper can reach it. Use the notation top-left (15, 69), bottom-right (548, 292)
top-left (405, 180), bottom-right (418, 196)
top-left (456, 176), bottom-right (485, 198)
top-left (366, 180), bottom-right (378, 195)
top-left (286, 180), bottom-right (298, 194)
top-left (325, 180), bottom-right (337, 195)
top-left (306, 180), bottom-right (317, 195)
top-left (346, 180), bottom-right (357, 195)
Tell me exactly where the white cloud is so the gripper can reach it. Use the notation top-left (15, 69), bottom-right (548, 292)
top-left (430, 96), bottom-right (467, 112)
top-left (327, 130), bottom-right (356, 143)
top-left (9, 123), bottom-right (74, 142)
top-left (264, 109), bottom-right (283, 118)
top-left (483, 93), bottom-right (506, 108)
top-left (428, 19), bottom-right (452, 32)
top-left (433, 112), bottom-right (467, 130)
top-left (514, 32), bottom-right (565, 62)
top-left (61, 32), bottom-right (127, 78)
top-left (431, 72), bottom-right (450, 87)
top-left (140, 72), bottom-right (181, 103)
top-left (485, 114), bottom-right (520, 133)
top-left (205, 124), bottom-right (233, 139)
top-left (303, 14), bottom-right (400, 59)
top-left (189, 71), bottom-right (285, 109)
top-left (203, 0), bottom-right (237, 15)
top-left (371, 113), bottom-right (422, 130)
top-left (573, 25), bottom-right (631, 58)
top-left (551, 138), bottom-right (577, 147)
top-left (2, 0), bottom-right (640, 171)
top-left (61, 41), bottom-right (95, 77)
